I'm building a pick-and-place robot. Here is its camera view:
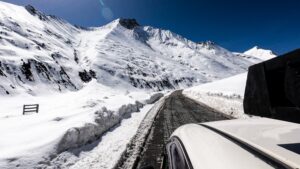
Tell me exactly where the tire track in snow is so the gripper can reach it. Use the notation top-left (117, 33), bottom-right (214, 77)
top-left (115, 90), bottom-right (232, 169)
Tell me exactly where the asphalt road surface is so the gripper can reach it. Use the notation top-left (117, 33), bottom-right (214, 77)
top-left (116, 90), bottom-right (232, 169)
top-left (137, 90), bottom-right (233, 169)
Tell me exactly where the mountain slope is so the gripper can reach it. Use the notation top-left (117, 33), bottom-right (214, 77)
top-left (0, 2), bottom-right (262, 96)
top-left (0, 2), bottom-right (82, 95)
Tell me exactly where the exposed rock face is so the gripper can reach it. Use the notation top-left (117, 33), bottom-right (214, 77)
top-left (21, 61), bottom-right (34, 81)
top-left (78, 70), bottom-right (92, 83)
top-left (25, 5), bottom-right (36, 15)
top-left (25, 5), bottom-right (48, 21)
top-left (119, 18), bottom-right (140, 29)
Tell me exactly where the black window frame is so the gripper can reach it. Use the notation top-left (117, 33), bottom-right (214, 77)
top-left (166, 136), bottom-right (193, 169)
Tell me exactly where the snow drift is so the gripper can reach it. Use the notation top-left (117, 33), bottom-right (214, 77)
top-left (183, 73), bottom-right (249, 118)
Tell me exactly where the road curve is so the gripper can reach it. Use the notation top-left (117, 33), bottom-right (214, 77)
top-left (116, 90), bottom-right (232, 169)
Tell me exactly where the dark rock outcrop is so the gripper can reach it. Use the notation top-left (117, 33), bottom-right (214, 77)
top-left (21, 61), bottom-right (34, 81)
top-left (79, 70), bottom-right (92, 83)
top-left (119, 18), bottom-right (140, 29)
top-left (25, 5), bottom-right (48, 21)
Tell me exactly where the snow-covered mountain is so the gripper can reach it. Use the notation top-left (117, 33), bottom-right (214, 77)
top-left (0, 2), bottom-right (279, 168)
top-left (244, 46), bottom-right (277, 61)
top-left (0, 1), bottom-right (264, 96)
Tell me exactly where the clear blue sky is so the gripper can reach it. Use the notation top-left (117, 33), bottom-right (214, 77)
top-left (3, 0), bottom-right (300, 54)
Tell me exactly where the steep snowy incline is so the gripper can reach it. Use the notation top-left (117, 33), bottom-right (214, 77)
top-left (76, 19), bottom-right (206, 90)
top-left (75, 18), bottom-right (263, 91)
top-left (143, 28), bottom-right (253, 78)
top-left (0, 1), bottom-right (264, 96)
top-left (244, 46), bottom-right (277, 61)
top-left (0, 2), bottom-right (83, 95)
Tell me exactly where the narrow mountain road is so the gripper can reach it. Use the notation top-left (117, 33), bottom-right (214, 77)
top-left (116, 90), bottom-right (232, 169)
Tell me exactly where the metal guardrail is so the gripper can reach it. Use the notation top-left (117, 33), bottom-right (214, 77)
top-left (23, 104), bottom-right (39, 115)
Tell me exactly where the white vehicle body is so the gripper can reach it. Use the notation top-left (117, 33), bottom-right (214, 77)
top-left (167, 118), bottom-right (300, 169)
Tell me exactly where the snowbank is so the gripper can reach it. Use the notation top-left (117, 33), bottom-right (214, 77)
top-left (115, 95), bottom-right (167, 169)
top-left (183, 73), bottom-right (250, 118)
top-left (37, 104), bottom-right (155, 169)
top-left (39, 95), bottom-right (165, 169)
top-left (57, 94), bottom-right (163, 153)
top-left (145, 93), bottom-right (164, 104)
top-left (0, 80), bottom-right (163, 169)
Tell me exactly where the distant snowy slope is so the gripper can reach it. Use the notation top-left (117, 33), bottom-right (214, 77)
top-left (0, 1), bottom-right (261, 96)
top-left (244, 46), bottom-right (277, 61)
top-left (183, 73), bottom-right (249, 118)
top-left (186, 73), bottom-right (248, 96)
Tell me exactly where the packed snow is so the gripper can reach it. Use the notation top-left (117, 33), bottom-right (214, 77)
top-left (0, 79), bottom-right (166, 168)
top-left (66, 105), bottom-right (154, 169)
top-left (183, 73), bottom-right (249, 118)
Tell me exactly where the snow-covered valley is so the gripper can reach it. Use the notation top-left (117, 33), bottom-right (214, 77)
top-left (0, 1), bottom-right (277, 168)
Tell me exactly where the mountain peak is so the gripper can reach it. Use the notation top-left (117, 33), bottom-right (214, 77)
top-left (118, 18), bottom-right (140, 29)
top-left (244, 46), bottom-right (276, 61)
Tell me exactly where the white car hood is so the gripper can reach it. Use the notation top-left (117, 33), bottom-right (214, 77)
top-left (205, 118), bottom-right (300, 168)
top-left (172, 118), bottom-right (300, 169)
